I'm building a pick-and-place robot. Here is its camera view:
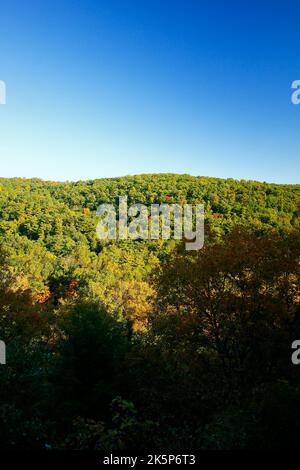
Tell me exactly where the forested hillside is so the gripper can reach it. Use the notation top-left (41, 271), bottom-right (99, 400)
top-left (0, 174), bottom-right (300, 449)
top-left (0, 174), bottom-right (299, 321)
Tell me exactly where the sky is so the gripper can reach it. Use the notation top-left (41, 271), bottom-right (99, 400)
top-left (0, 0), bottom-right (299, 183)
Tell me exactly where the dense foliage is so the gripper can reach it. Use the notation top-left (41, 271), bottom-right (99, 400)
top-left (0, 174), bottom-right (299, 449)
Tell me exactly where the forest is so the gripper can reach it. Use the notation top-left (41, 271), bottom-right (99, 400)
top-left (0, 173), bottom-right (300, 449)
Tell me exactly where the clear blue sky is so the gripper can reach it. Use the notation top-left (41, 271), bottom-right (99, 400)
top-left (0, 0), bottom-right (299, 183)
